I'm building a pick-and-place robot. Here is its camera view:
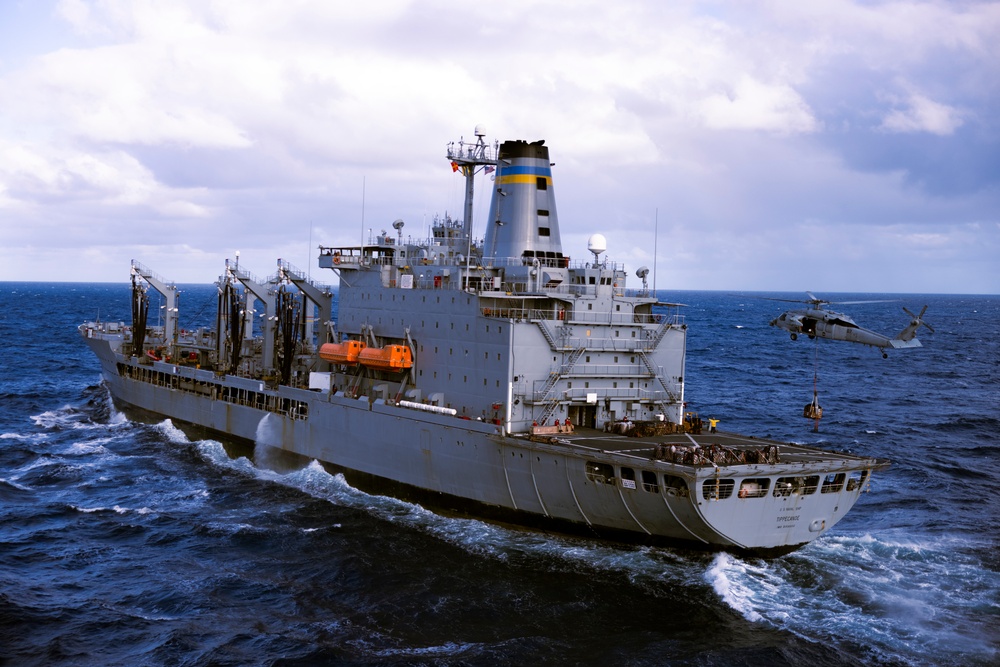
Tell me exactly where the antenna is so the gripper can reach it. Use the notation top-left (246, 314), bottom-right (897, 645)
top-left (653, 208), bottom-right (658, 295)
top-left (636, 266), bottom-right (649, 292)
top-left (587, 233), bottom-right (607, 266)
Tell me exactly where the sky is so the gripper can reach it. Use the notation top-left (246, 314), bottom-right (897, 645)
top-left (0, 0), bottom-right (998, 294)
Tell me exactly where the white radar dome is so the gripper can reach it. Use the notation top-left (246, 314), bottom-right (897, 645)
top-left (474, 124), bottom-right (487, 137)
top-left (587, 233), bottom-right (607, 257)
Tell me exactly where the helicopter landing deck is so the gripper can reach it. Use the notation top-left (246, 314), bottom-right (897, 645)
top-left (525, 428), bottom-right (883, 469)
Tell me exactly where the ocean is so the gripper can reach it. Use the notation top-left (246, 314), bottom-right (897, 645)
top-left (1, 283), bottom-right (997, 666)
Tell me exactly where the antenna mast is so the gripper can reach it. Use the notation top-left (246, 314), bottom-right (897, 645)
top-left (653, 208), bottom-right (658, 295)
top-left (446, 125), bottom-right (498, 241)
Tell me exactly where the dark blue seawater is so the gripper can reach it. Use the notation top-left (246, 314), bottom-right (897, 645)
top-left (1, 282), bottom-right (998, 666)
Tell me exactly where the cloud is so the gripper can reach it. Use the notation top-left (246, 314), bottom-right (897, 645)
top-left (0, 0), bottom-right (997, 294)
top-left (880, 93), bottom-right (964, 135)
top-left (697, 77), bottom-right (819, 134)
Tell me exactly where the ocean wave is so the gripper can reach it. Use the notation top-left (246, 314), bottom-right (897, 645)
top-left (29, 399), bottom-right (127, 433)
top-left (704, 552), bottom-right (765, 623)
top-left (708, 531), bottom-right (1000, 666)
top-left (191, 438), bottom-right (718, 596)
top-left (1, 431), bottom-right (50, 443)
top-left (70, 504), bottom-right (154, 515)
top-left (0, 476), bottom-right (35, 497)
top-left (931, 414), bottom-right (1000, 434)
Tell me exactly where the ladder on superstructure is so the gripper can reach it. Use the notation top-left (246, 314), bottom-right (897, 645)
top-left (534, 347), bottom-right (586, 425)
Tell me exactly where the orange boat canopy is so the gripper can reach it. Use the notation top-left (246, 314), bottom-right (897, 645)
top-left (358, 344), bottom-right (413, 372)
top-left (319, 340), bottom-right (367, 365)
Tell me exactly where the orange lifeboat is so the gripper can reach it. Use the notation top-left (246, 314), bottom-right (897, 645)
top-left (358, 344), bottom-right (413, 372)
top-left (319, 340), bottom-right (367, 365)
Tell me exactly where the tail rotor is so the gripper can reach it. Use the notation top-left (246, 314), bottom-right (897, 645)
top-left (903, 305), bottom-right (935, 334)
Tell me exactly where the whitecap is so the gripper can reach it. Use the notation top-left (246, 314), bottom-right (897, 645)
top-left (111, 505), bottom-right (152, 515)
top-left (153, 419), bottom-right (192, 444)
top-left (72, 505), bottom-right (108, 513)
top-left (243, 459), bottom-right (704, 587)
top-left (712, 531), bottom-right (1000, 666)
top-left (0, 431), bottom-right (49, 444)
top-left (64, 440), bottom-right (112, 456)
top-left (703, 552), bottom-right (765, 622)
top-left (374, 641), bottom-right (482, 659)
top-left (30, 407), bottom-right (79, 429)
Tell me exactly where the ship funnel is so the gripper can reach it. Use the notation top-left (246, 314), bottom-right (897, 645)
top-left (484, 140), bottom-right (565, 264)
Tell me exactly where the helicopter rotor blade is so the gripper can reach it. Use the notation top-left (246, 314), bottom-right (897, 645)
top-left (759, 296), bottom-right (816, 304)
top-left (827, 299), bottom-right (896, 305)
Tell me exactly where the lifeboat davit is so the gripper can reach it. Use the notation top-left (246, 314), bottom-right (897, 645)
top-left (319, 340), bottom-right (367, 365)
top-left (358, 344), bottom-right (413, 372)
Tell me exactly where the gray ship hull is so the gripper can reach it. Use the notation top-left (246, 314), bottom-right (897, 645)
top-left (82, 328), bottom-right (880, 556)
top-left (78, 131), bottom-right (887, 555)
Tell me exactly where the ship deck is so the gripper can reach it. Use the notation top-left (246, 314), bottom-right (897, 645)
top-left (526, 427), bottom-right (880, 468)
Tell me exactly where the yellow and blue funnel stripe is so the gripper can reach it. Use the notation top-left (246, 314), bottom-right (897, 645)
top-left (497, 165), bottom-right (552, 187)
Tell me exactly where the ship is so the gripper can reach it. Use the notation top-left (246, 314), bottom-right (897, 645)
top-left (80, 127), bottom-right (888, 556)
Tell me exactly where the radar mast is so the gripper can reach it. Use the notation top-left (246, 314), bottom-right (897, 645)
top-left (446, 125), bottom-right (498, 240)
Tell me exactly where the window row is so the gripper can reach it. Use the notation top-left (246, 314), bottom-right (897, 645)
top-left (702, 471), bottom-right (870, 501)
top-left (584, 461), bottom-right (870, 501)
top-left (585, 462), bottom-right (689, 496)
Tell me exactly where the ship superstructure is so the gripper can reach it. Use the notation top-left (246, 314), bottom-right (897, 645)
top-left (80, 128), bottom-right (887, 555)
top-left (318, 133), bottom-right (683, 434)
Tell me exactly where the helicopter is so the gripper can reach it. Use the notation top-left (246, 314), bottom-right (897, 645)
top-left (768, 292), bottom-right (933, 358)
